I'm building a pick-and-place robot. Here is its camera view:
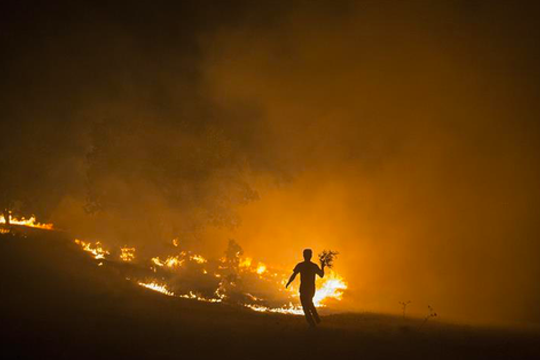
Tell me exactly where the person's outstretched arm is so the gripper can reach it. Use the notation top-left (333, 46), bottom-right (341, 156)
top-left (286, 268), bottom-right (299, 288)
top-left (317, 264), bottom-right (325, 278)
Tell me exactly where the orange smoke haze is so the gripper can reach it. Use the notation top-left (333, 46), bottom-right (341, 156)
top-left (1, 1), bottom-right (540, 326)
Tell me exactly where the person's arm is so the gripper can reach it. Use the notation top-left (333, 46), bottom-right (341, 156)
top-left (286, 267), bottom-right (299, 288)
top-left (317, 263), bottom-right (325, 278)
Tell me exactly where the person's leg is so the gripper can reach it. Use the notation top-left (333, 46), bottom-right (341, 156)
top-left (309, 296), bottom-right (321, 324)
top-left (300, 293), bottom-right (316, 327)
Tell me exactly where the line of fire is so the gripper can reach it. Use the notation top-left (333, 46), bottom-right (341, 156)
top-left (0, 214), bottom-right (347, 315)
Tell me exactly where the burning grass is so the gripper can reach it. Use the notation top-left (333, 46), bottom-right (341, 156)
top-left (10, 216), bottom-right (349, 315)
top-left (74, 239), bottom-right (110, 259)
top-left (0, 214), bottom-right (54, 230)
top-left (120, 247), bottom-right (136, 262)
top-left (3, 232), bottom-right (538, 360)
top-left (72, 236), bottom-right (348, 314)
top-left (313, 270), bottom-right (347, 307)
top-left (138, 281), bottom-right (175, 296)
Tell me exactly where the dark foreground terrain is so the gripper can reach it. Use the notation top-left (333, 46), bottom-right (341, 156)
top-left (1, 230), bottom-right (539, 360)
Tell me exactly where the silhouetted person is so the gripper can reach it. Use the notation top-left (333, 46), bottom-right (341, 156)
top-left (286, 248), bottom-right (325, 327)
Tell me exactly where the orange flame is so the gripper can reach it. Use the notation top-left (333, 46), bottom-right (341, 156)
top-left (313, 270), bottom-right (348, 307)
top-left (120, 247), bottom-right (136, 262)
top-left (151, 255), bottom-right (184, 268)
top-left (244, 303), bottom-right (304, 315)
top-left (74, 239), bottom-right (110, 260)
top-left (2, 214), bottom-right (348, 314)
top-left (0, 214), bottom-right (53, 230)
top-left (71, 236), bottom-right (347, 315)
top-left (137, 281), bottom-right (224, 303)
top-left (256, 263), bottom-right (267, 275)
top-left (138, 281), bottom-right (175, 296)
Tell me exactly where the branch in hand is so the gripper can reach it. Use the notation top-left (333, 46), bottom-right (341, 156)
top-left (318, 250), bottom-right (339, 269)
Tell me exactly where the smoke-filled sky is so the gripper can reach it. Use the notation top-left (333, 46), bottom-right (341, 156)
top-left (1, 0), bottom-right (540, 326)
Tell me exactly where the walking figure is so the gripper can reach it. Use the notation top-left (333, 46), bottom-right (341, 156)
top-left (286, 248), bottom-right (325, 327)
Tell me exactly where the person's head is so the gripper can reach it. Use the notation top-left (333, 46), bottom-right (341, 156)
top-left (303, 249), bottom-right (312, 261)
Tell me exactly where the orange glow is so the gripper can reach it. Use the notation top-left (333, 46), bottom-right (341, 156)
top-left (138, 281), bottom-right (224, 303)
top-left (74, 239), bottom-right (110, 260)
top-left (313, 270), bottom-right (348, 307)
top-left (239, 257), bottom-right (252, 268)
top-left (244, 303), bottom-right (304, 315)
top-left (138, 281), bottom-right (175, 296)
top-left (256, 263), bottom-right (267, 275)
top-left (190, 254), bottom-right (207, 264)
top-left (0, 214), bottom-right (53, 230)
top-left (120, 247), bottom-right (136, 262)
top-left (151, 255), bottom-right (184, 268)
top-left (69, 235), bottom-right (348, 314)
top-left (141, 249), bottom-right (346, 312)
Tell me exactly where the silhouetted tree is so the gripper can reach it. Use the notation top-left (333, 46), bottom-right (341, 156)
top-left (0, 117), bottom-right (80, 224)
top-left (85, 118), bottom-right (258, 239)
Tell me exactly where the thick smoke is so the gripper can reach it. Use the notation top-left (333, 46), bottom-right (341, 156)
top-left (1, 1), bottom-right (540, 325)
top-left (198, 1), bottom-right (540, 325)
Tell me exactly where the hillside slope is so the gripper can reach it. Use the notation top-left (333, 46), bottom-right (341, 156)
top-left (1, 230), bottom-right (539, 360)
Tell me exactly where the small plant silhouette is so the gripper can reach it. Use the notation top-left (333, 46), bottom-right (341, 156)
top-left (422, 305), bottom-right (437, 326)
top-left (318, 250), bottom-right (339, 268)
top-left (399, 300), bottom-right (412, 318)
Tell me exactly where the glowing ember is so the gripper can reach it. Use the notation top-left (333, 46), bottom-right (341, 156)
top-left (120, 247), bottom-right (136, 262)
top-left (137, 281), bottom-right (224, 303)
top-left (190, 254), bottom-right (207, 264)
top-left (0, 228), bottom-right (10, 234)
top-left (138, 281), bottom-right (175, 296)
top-left (0, 214), bottom-right (53, 230)
top-left (178, 291), bottom-right (223, 303)
top-left (151, 255), bottom-right (184, 268)
top-left (244, 303), bottom-right (304, 315)
top-left (151, 257), bottom-right (164, 267)
top-left (168, 255), bottom-right (183, 267)
top-left (256, 263), bottom-right (267, 275)
top-left (238, 257), bottom-right (268, 275)
top-left (151, 251), bottom-right (207, 269)
top-left (239, 257), bottom-right (252, 268)
top-left (74, 239), bottom-right (110, 259)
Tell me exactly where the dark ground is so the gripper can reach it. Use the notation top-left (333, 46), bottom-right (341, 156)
top-left (1, 229), bottom-right (539, 360)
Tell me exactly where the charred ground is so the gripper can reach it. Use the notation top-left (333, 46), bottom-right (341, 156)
top-left (1, 230), bottom-right (539, 360)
